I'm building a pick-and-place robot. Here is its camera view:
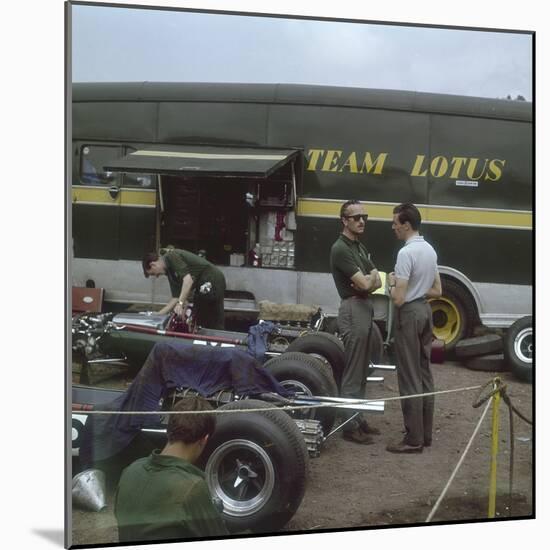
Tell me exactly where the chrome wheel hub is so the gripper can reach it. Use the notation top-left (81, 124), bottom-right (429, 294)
top-left (206, 439), bottom-right (275, 517)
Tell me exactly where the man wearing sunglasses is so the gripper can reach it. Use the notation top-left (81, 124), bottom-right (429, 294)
top-left (330, 200), bottom-right (382, 444)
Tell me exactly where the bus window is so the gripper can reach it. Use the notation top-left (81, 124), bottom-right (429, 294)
top-left (123, 173), bottom-right (155, 188)
top-left (80, 145), bottom-right (121, 186)
top-left (122, 147), bottom-right (157, 188)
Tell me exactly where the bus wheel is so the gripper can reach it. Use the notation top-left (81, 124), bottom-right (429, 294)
top-left (429, 279), bottom-right (477, 354)
top-left (201, 400), bottom-right (308, 533)
top-left (504, 316), bottom-right (533, 383)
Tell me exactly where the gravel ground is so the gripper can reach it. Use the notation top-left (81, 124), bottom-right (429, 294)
top-left (70, 360), bottom-right (533, 546)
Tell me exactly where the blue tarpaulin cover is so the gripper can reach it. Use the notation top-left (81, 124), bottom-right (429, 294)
top-left (79, 341), bottom-right (291, 468)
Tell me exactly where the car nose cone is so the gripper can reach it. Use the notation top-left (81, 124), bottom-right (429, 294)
top-left (72, 469), bottom-right (107, 512)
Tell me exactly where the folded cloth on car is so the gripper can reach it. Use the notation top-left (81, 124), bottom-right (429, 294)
top-left (247, 320), bottom-right (279, 361)
top-left (79, 342), bottom-right (291, 468)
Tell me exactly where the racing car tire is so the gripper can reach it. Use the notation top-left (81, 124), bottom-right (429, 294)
top-left (504, 316), bottom-right (533, 383)
top-left (200, 399), bottom-right (308, 533)
top-left (321, 316), bottom-right (339, 335)
top-left (263, 352), bottom-right (338, 433)
top-left (286, 332), bottom-right (345, 388)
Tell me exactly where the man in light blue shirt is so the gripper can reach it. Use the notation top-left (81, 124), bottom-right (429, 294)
top-left (387, 203), bottom-right (442, 454)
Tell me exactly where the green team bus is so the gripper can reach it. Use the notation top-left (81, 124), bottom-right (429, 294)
top-left (70, 82), bottom-right (532, 349)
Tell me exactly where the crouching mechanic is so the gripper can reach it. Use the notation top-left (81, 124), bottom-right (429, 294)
top-left (114, 396), bottom-right (229, 543)
top-left (143, 248), bottom-right (226, 329)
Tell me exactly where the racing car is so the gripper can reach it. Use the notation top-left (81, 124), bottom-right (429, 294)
top-left (71, 303), bottom-right (394, 534)
top-left (72, 341), bottom-right (388, 534)
top-left (71, 306), bottom-right (388, 391)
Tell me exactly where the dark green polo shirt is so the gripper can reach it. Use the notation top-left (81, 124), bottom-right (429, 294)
top-left (162, 249), bottom-right (214, 298)
top-left (330, 234), bottom-right (377, 299)
top-left (114, 450), bottom-right (228, 542)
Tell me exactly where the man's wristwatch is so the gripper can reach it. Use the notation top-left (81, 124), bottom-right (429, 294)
top-left (177, 300), bottom-right (184, 306)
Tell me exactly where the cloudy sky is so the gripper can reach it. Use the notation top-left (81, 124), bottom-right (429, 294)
top-left (71, 3), bottom-right (532, 101)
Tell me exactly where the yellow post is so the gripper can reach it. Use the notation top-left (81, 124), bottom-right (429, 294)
top-left (488, 383), bottom-right (501, 518)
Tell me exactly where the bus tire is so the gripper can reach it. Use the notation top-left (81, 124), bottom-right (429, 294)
top-left (286, 332), bottom-right (345, 388)
top-left (464, 353), bottom-right (507, 372)
top-left (504, 316), bottom-right (533, 383)
top-left (201, 399), bottom-right (308, 533)
top-left (455, 334), bottom-right (503, 359)
top-left (263, 352), bottom-right (338, 434)
top-left (429, 278), bottom-right (477, 354)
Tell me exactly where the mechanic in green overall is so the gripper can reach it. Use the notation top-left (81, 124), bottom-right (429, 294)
top-left (142, 248), bottom-right (226, 329)
top-left (330, 200), bottom-right (382, 445)
top-left (114, 396), bottom-right (228, 543)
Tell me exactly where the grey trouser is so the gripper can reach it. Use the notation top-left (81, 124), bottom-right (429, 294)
top-left (338, 296), bottom-right (374, 424)
top-left (393, 299), bottom-right (434, 446)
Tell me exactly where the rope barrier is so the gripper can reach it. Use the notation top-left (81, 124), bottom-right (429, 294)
top-left (425, 396), bottom-right (493, 523)
top-left (488, 381), bottom-right (501, 518)
top-left (486, 379), bottom-right (531, 516)
top-left (426, 377), bottom-right (532, 522)
top-left (79, 384), bottom-right (485, 416)
top-left (74, 375), bottom-right (532, 522)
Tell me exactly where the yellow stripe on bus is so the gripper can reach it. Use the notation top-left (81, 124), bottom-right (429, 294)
top-left (72, 187), bottom-right (156, 207)
top-left (296, 199), bottom-right (532, 230)
top-left (120, 189), bottom-right (157, 208)
top-left (72, 187), bottom-right (118, 204)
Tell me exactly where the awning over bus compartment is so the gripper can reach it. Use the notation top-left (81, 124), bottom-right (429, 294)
top-left (104, 145), bottom-right (301, 178)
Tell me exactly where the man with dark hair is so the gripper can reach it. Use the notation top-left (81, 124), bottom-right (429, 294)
top-left (114, 396), bottom-right (228, 542)
top-left (143, 248), bottom-right (226, 329)
top-left (330, 200), bottom-right (382, 444)
top-left (387, 203), bottom-right (442, 454)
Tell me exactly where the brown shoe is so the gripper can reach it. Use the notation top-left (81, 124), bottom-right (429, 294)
top-left (386, 440), bottom-right (423, 453)
top-left (343, 428), bottom-right (375, 445)
top-left (359, 419), bottom-right (381, 436)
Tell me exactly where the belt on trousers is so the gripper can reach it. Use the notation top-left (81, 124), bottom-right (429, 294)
top-left (342, 294), bottom-right (372, 301)
top-left (402, 296), bottom-right (428, 306)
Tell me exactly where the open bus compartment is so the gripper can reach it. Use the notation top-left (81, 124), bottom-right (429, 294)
top-left (104, 144), bottom-right (302, 269)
